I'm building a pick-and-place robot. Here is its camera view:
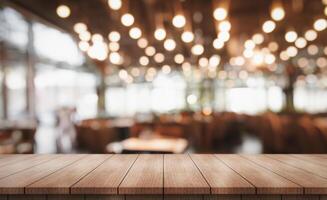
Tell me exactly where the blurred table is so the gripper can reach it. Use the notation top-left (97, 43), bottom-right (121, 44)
top-left (108, 137), bottom-right (188, 153)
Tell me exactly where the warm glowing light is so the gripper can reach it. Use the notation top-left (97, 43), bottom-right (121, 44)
top-left (304, 29), bottom-right (318, 41)
top-left (131, 68), bottom-right (140, 77)
top-left (79, 31), bottom-right (91, 41)
top-left (202, 107), bottom-right (212, 116)
top-left (235, 56), bottom-right (245, 66)
top-left (162, 65), bottom-right (171, 74)
top-left (218, 31), bottom-right (230, 42)
top-left (121, 13), bottom-right (134, 27)
top-left (108, 0), bottom-right (122, 10)
top-left (295, 37), bottom-right (307, 49)
top-left (172, 15), bottom-right (186, 28)
top-left (191, 44), bottom-right (204, 55)
top-left (243, 49), bottom-right (254, 58)
top-left (316, 57), bottom-right (327, 68)
top-left (119, 69), bottom-right (128, 80)
top-left (145, 46), bottom-right (156, 56)
top-left (213, 38), bottom-right (224, 49)
top-left (137, 38), bottom-right (148, 48)
top-left (109, 52), bottom-right (122, 65)
top-left (139, 56), bottom-right (149, 66)
top-left (307, 44), bottom-right (319, 55)
top-left (164, 39), bottom-right (176, 51)
top-left (218, 20), bottom-right (231, 32)
top-left (129, 27), bottom-right (142, 39)
top-left (154, 28), bottom-right (166, 41)
top-left (264, 54), bottom-right (276, 64)
top-left (262, 20), bottom-right (276, 33)
top-left (271, 7), bottom-right (285, 21)
top-left (199, 57), bottom-right (209, 67)
top-left (286, 46), bottom-right (298, 57)
top-left (314, 18), bottom-right (327, 31)
top-left (108, 31), bottom-right (121, 42)
top-left (92, 34), bottom-right (103, 43)
top-left (87, 42), bottom-right (108, 61)
top-left (285, 31), bottom-right (298, 43)
top-left (213, 7), bottom-right (227, 21)
top-left (268, 42), bottom-right (279, 52)
top-left (209, 55), bottom-right (220, 67)
top-left (109, 42), bottom-right (120, 52)
top-left (280, 51), bottom-right (289, 61)
top-left (154, 53), bottom-right (165, 63)
top-left (252, 52), bottom-right (264, 65)
top-left (56, 5), bottom-right (70, 18)
top-left (174, 54), bottom-right (184, 64)
top-left (252, 33), bottom-right (264, 44)
top-left (74, 23), bottom-right (87, 33)
top-left (181, 31), bottom-right (194, 43)
top-left (244, 40), bottom-right (255, 49)
top-left (78, 41), bottom-right (89, 52)
top-left (187, 94), bottom-right (197, 104)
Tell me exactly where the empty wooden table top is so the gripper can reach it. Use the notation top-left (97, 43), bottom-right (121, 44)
top-left (0, 154), bottom-right (326, 198)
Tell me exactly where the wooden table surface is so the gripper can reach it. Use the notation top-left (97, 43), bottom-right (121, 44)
top-left (0, 154), bottom-right (326, 200)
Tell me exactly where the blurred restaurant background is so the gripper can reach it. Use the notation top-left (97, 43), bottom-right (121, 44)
top-left (0, 0), bottom-right (327, 154)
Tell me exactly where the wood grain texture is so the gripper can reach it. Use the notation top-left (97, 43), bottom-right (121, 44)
top-left (0, 155), bottom-right (85, 194)
top-left (71, 154), bottom-right (138, 195)
top-left (291, 155), bottom-right (327, 167)
top-left (190, 154), bottom-right (255, 194)
top-left (0, 155), bottom-right (35, 168)
top-left (26, 155), bottom-right (110, 194)
top-left (164, 154), bottom-right (210, 195)
top-left (203, 195), bottom-right (241, 200)
top-left (241, 195), bottom-right (281, 200)
top-left (242, 155), bottom-right (327, 194)
top-left (267, 155), bottom-right (327, 179)
top-left (119, 154), bottom-right (163, 194)
top-left (164, 195), bottom-right (203, 200)
top-left (281, 195), bottom-right (319, 200)
top-left (0, 155), bottom-right (58, 179)
top-left (216, 155), bottom-right (302, 195)
top-left (85, 195), bottom-right (125, 200)
top-left (125, 195), bottom-right (162, 200)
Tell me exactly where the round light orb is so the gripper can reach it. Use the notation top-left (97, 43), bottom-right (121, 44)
top-left (129, 27), bottom-right (142, 39)
top-left (108, 31), bottom-right (121, 42)
top-left (218, 20), bottom-right (231, 32)
top-left (191, 44), bottom-right (204, 55)
top-left (56, 5), bottom-right (70, 18)
top-left (187, 94), bottom-right (197, 105)
top-left (154, 53), bottom-right (165, 63)
top-left (286, 46), bottom-right (298, 57)
top-left (181, 31), bottom-right (194, 43)
top-left (280, 51), bottom-right (289, 61)
top-left (109, 52), bottom-right (122, 65)
top-left (209, 55), bottom-right (221, 67)
top-left (218, 31), bottom-right (230, 42)
top-left (285, 31), bottom-right (298, 43)
top-left (243, 49), bottom-right (254, 58)
top-left (164, 39), bottom-right (176, 51)
top-left (271, 7), bottom-right (285, 21)
top-left (264, 54), bottom-right (276, 65)
top-left (295, 37), bottom-right (307, 49)
top-left (244, 40), bottom-right (255, 49)
top-left (145, 46), bottom-right (156, 56)
top-left (79, 31), bottom-right (91, 41)
top-left (307, 44), bottom-right (319, 55)
top-left (137, 38), bottom-right (148, 48)
top-left (174, 54), bottom-right (184, 64)
top-left (109, 42), bottom-right (120, 52)
top-left (199, 57), bottom-right (209, 67)
top-left (268, 42), bottom-right (279, 52)
top-left (154, 28), bottom-right (166, 41)
top-left (213, 7), bottom-right (227, 21)
top-left (92, 34), bottom-right (103, 43)
top-left (304, 29), bottom-right (317, 41)
top-left (314, 18), bottom-right (327, 31)
top-left (316, 57), bottom-right (327, 68)
top-left (262, 20), bottom-right (276, 33)
top-left (252, 33), bottom-right (264, 44)
top-left (172, 15), bottom-right (186, 28)
top-left (161, 65), bottom-right (171, 74)
top-left (74, 23), bottom-right (87, 33)
top-left (119, 69), bottom-right (128, 80)
top-left (78, 41), bottom-right (89, 52)
top-left (121, 13), bottom-right (134, 27)
top-left (108, 0), bottom-right (122, 10)
top-left (139, 56), bottom-right (149, 66)
top-left (213, 38), bottom-right (224, 49)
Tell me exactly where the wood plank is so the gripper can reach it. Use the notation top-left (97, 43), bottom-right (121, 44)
top-left (0, 155), bottom-right (58, 179)
top-left (267, 155), bottom-right (327, 179)
top-left (216, 155), bottom-right (302, 195)
top-left (281, 195), bottom-right (319, 200)
top-left (164, 154), bottom-right (210, 195)
top-left (0, 155), bottom-right (35, 168)
top-left (164, 195), bottom-right (202, 200)
top-left (0, 155), bottom-right (85, 194)
top-left (241, 195), bottom-right (281, 200)
top-left (190, 154), bottom-right (255, 194)
top-left (71, 154), bottom-right (138, 195)
top-left (291, 155), bottom-right (327, 167)
top-left (126, 195), bottom-right (162, 200)
top-left (47, 195), bottom-right (84, 200)
top-left (85, 195), bottom-right (125, 200)
top-left (242, 155), bottom-right (327, 194)
top-left (26, 155), bottom-right (110, 194)
top-left (203, 195), bottom-right (241, 200)
top-left (119, 154), bottom-right (163, 195)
